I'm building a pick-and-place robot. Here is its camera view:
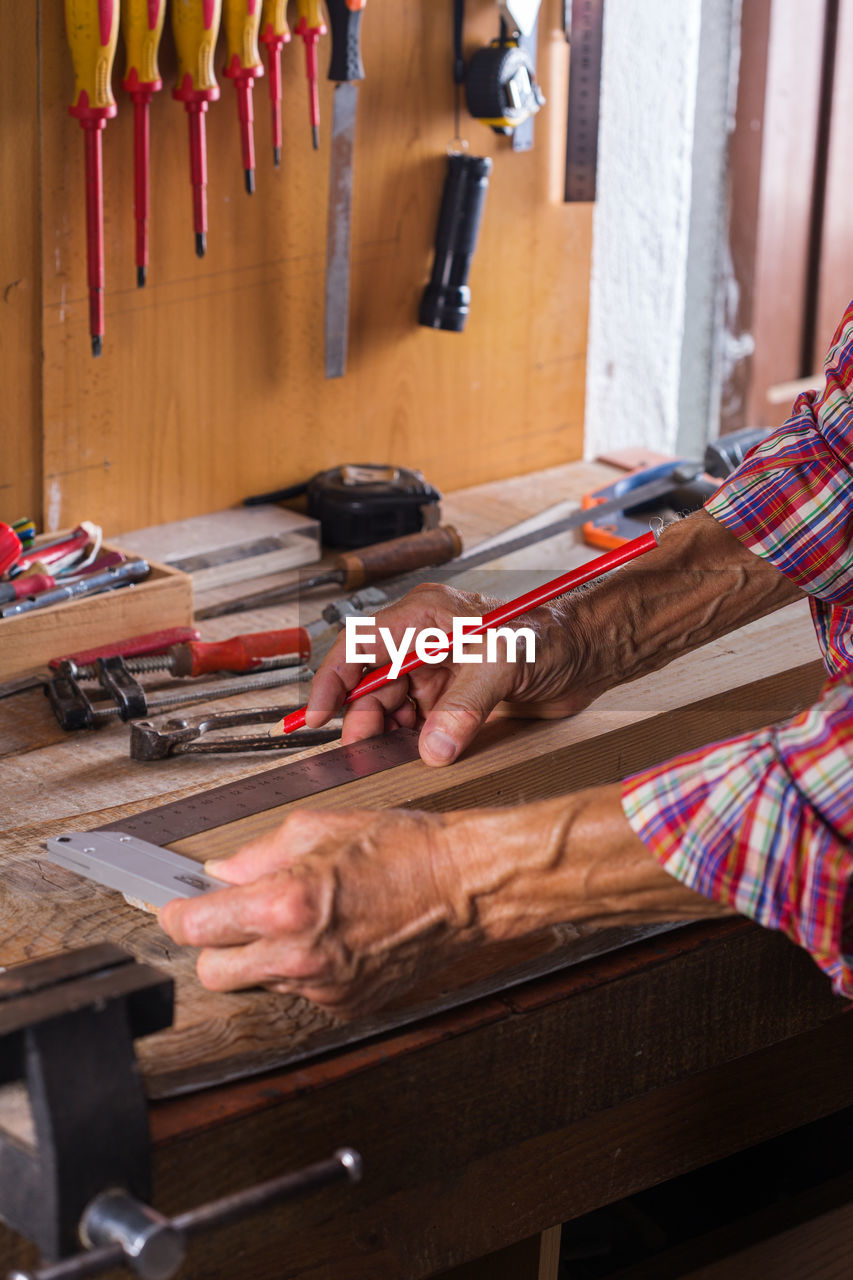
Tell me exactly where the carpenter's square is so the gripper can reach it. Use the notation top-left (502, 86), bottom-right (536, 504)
top-left (324, 0), bottom-right (366, 379)
top-left (45, 735), bottom-right (420, 893)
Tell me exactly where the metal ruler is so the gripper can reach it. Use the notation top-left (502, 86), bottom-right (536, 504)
top-left (95, 729), bottom-right (423, 846)
top-left (564, 0), bottom-right (605, 202)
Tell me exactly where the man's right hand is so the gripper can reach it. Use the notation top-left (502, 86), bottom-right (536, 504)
top-left (304, 510), bottom-right (804, 767)
top-left (304, 580), bottom-right (593, 766)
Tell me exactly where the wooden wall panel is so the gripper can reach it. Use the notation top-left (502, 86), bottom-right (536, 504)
top-left (744, 0), bottom-right (827, 431)
top-left (0, 6), bottom-right (42, 528)
top-left (814, 0), bottom-right (853, 367)
top-left (30, 0), bottom-right (585, 534)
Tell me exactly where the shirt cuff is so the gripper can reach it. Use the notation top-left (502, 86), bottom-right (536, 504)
top-left (622, 677), bottom-right (853, 999)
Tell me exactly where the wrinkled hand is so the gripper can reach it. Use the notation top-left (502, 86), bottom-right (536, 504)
top-left (305, 582), bottom-right (591, 766)
top-left (159, 808), bottom-right (470, 1018)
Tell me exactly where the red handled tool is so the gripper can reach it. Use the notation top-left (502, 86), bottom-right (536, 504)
top-left (48, 627), bottom-right (202, 671)
top-left (172, 0), bottom-right (224, 257)
top-left (223, 0), bottom-right (265, 194)
top-left (273, 529), bottom-right (661, 735)
top-left (121, 0), bottom-right (167, 287)
top-left (127, 627), bottom-right (311, 677)
top-left (0, 552), bottom-right (126, 605)
top-left (0, 523), bottom-right (22, 576)
top-left (63, 0), bottom-right (120, 356)
top-left (13, 525), bottom-right (98, 576)
top-left (294, 0), bottom-right (327, 150)
top-left (259, 0), bottom-right (291, 166)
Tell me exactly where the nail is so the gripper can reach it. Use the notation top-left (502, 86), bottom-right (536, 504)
top-left (424, 729), bottom-right (457, 763)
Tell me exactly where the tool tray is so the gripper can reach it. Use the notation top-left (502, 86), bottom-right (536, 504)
top-left (0, 536), bottom-right (193, 683)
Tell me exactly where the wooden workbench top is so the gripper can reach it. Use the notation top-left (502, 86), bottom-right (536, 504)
top-left (0, 461), bottom-right (827, 1104)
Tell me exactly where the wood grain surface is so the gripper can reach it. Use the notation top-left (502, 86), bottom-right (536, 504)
top-left (0, 6), bottom-right (41, 527)
top-left (8, 1), bottom-right (586, 535)
top-left (0, 599), bottom-right (824, 1099)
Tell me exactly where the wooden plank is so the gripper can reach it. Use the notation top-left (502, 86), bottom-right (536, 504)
top-left (719, 0), bottom-right (772, 436)
top-left (29, 0), bottom-right (590, 535)
top-left (683, 1202), bottom-right (853, 1279)
top-left (0, 4), bottom-right (41, 527)
top-left (0, 595), bottom-right (825, 1098)
top-left (746, 0), bottom-right (828, 429)
top-left (812, 0), bottom-right (853, 367)
top-left (438, 1226), bottom-right (562, 1279)
top-left (171, 603), bottom-right (822, 861)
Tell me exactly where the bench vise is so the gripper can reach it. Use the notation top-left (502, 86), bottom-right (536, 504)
top-left (0, 946), bottom-right (361, 1280)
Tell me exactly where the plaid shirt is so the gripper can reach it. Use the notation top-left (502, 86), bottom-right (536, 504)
top-left (622, 303), bottom-right (853, 998)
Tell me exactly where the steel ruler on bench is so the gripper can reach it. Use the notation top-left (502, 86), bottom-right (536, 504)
top-left (96, 729), bottom-right (423, 846)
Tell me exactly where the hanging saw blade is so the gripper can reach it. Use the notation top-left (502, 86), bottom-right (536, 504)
top-left (324, 0), bottom-right (366, 378)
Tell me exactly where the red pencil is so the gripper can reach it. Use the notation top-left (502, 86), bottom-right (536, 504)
top-left (271, 529), bottom-right (660, 737)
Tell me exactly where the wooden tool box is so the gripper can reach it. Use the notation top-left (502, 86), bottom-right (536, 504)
top-left (0, 538), bottom-right (193, 684)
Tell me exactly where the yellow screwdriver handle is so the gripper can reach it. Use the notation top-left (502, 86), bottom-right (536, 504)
top-left (64, 0), bottom-right (119, 119)
top-left (261, 0), bottom-right (290, 40)
top-left (223, 0), bottom-right (263, 75)
top-left (172, 0), bottom-right (224, 99)
top-left (122, 0), bottom-right (166, 92)
top-left (296, 0), bottom-right (327, 31)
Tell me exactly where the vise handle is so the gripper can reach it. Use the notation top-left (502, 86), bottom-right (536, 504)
top-left (8, 1150), bottom-right (362, 1280)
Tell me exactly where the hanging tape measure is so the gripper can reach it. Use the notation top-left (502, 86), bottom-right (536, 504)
top-left (464, 34), bottom-right (545, 135)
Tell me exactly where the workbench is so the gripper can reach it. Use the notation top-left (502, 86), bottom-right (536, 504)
top-left (1, 462), bottom-right (851, 1279)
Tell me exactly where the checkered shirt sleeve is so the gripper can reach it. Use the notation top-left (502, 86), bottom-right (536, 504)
top-left (705, 302), bottom-right (853, 673)
top-left (623, 675), bottom-right (853, 997)
top-left (622, 302), bottom-right (853, 996)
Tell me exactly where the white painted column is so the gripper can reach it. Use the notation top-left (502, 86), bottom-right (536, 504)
top-left (584, 0), bottom-right (741, 459)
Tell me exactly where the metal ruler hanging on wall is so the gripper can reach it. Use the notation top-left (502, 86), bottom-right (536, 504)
top-left (564, 0), bottom-right (605, 202)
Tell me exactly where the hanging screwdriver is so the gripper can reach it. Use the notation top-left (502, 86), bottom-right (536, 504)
top-left (121, 0), bottom-right (167, 286)
top-left (64, 0), bottom-right (120, 357)
top-left (172, 0), bottom-right (224, 257)
top-left (259, 0), bottom-right (291, 166)
top-left (294, 0), bottom-right (327, 150)
top-left (196, 525), bottom-right (463, 619)
top-left (223, 0), bottom-right (265, 193)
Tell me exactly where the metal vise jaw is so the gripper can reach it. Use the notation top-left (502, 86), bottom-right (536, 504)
top-left (0, 944), bottom-right (174, 1262)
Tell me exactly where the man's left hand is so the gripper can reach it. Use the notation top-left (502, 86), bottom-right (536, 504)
top-left (159, 809), bottom-right (465, 1018)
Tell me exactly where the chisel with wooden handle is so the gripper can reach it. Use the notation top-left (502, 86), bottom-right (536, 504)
top-left (195, 525), bottom-right (462, 618)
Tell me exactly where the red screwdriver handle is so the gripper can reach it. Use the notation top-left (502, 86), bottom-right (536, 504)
top-left (175, 627), bottom-right (311, 676)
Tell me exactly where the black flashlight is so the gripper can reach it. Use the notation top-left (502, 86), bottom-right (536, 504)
top-left (419, 151), bottom-right (493, 333)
